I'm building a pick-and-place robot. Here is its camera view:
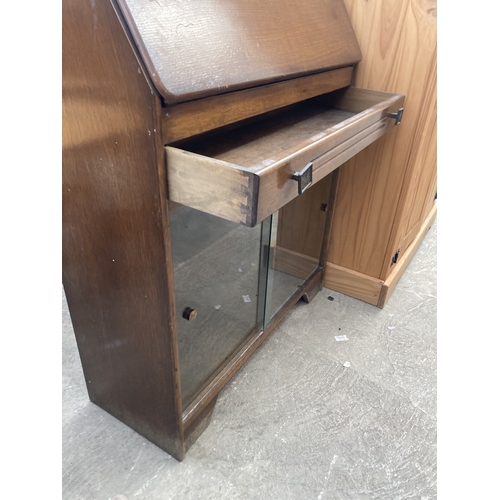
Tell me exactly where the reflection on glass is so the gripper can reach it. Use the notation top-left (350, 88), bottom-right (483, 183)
top-left (169, 174), bottom-right (331, 409)
top-left (263, 210), bottom-right (309, 325)
top-left (263, 177), bottom-right (330, 326)
top-left (170, 205), bottom-right (267, 409)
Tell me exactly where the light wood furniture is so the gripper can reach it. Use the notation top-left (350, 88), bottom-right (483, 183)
top-left (324, 0), bottom-right (437, 307)
top-left (62, 0), bottom-right (405, 460)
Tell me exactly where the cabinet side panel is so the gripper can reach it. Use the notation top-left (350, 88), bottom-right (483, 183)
top-left (328, 0), bottom-right (437, 280)
top-left (62, 0), bottom-right (183, 459)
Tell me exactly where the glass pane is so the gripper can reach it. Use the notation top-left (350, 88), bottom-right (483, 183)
top-left (169, 204), bottom-right (269, 409)
top-left (264, 176), bottom-right (331, 326)
top-left (169, 174), bottom-right (331, 408)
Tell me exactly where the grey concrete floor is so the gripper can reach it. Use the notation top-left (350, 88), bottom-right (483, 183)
top-left (62, 221), bottom-right (437, 500)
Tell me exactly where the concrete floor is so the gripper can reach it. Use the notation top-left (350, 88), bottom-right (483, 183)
top-left (62, 221), bottom-right (437, 500)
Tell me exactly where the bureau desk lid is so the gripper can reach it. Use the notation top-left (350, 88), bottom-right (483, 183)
top-left (115, 0), bottom-right (362, 105)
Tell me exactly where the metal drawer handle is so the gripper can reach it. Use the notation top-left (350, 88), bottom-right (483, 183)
top-left (387, 108), bottom-right (404, 125)
top-left (292, 162), bottom-right (313, 195)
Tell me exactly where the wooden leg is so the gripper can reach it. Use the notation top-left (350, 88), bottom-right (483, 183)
top-left (301, 270), bottom-right (323, 304)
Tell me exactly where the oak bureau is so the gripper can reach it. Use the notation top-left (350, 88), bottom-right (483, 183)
top-left (62, 0), bottom-right (405, 460)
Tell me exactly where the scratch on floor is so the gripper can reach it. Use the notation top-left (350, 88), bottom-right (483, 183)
top-left (318, 454), bottom-right (338, 499)
top-left (132, 463), bottom-right (165, 497)
top-left (406, 289), bottom-right (425, 300)
top-left (127, 448), bottom-right (144, 478)
top-left (407, 297), bottom-right (434, 314)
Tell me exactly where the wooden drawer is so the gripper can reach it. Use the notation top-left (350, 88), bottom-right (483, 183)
top-left (165, 87), bottom-right (405, 226)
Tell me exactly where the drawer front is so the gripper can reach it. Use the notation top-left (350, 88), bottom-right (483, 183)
top-left (166, 87), bottom-right (405, 226)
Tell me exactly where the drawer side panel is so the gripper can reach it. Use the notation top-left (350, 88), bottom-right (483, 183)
top-left (166, 147), bottom-right (259, 226)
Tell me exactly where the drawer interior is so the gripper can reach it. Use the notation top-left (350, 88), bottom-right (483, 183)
top-left (172, 103), bottom-right (356, 168)
top-left (166, 87), bottom-right (404, 226)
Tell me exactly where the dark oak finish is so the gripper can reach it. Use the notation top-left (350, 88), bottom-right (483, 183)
top-left (166, 88), bottom-right (404, 226)
top-left (117, 0), bottom-right (361, 103)
top-left (62, 0), bottom-right (184, 460)
top-left (162, 67), bottom-right (354, 143)
top-left (63, 0), bottom-right (405, 461)
top-left (301, 280), bottom-right (322, 304)
top-left (183, 395), bottom-right (218, 452)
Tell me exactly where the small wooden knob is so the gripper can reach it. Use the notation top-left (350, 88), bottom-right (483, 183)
top-left (182, 307), bottom-right (197, 321)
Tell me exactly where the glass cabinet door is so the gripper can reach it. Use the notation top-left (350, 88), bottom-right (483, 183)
top-left (262, 177), bottom-right (331, 326)
top-left (169, 174), bottom-right (331, 409)
top-left (170, 204), bottom-right (267, 409)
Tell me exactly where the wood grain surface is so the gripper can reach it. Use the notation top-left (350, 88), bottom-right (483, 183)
top-left (167, 89), bottom-right (403, 225)
top-left (62, 0), bottom-right (184, 460)
top-left (323, 194), bottom-right (435, 308)
top-left (275, 175), bottom-right (331, 260)
top-left (162, 67), bottom-right (354, 144)
top-left (324, 263), bottom-right (384, 305)
top-left (378, 203), bottom-right (437, 307)
top-left (271, 247), bottom-right (320, 281)
top-left (63, 0), bottom-right (429, 458)
top-left (391, 53), bottom-right (437, 263)
top-left (116, 0), bottom-right (361, 103)
top-left (166, 147), bottom-right (259, 226)
top-left (327, 0), bottom-right (437, 281)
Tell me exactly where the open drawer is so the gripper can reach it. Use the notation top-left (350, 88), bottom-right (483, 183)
top-left (165, 87), bottom-right (405, 226)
